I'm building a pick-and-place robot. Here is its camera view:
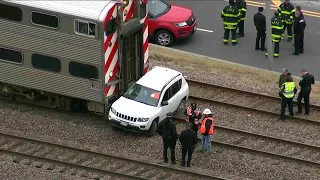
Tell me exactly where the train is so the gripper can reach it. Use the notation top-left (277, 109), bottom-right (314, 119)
top-left (0, 0), bottom-right (149, 116)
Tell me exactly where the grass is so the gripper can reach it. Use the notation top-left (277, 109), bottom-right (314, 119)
top-left (148, 44), bottom-right (320, 103)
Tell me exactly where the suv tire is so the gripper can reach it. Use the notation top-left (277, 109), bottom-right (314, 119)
top-left (155, 30), bottom-right (174, 47)
top-left (146, 120), bottom-right (157, 137)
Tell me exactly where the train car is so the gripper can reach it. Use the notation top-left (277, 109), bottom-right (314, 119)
top-left (0, 0), bottom-right (149, 116)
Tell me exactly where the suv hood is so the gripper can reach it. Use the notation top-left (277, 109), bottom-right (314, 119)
top-left (112, 97), bottom-right (158, 118)
top-left (158, 4), bottom-right (192, 23)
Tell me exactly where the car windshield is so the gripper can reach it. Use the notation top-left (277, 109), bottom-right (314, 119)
top-left (148, 0), bottom-right (170, 18)
top-left (123, 83), bottom-right (161, 107)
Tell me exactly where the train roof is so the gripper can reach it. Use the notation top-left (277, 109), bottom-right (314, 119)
top-left (4, 0), bottom-right (117, 21)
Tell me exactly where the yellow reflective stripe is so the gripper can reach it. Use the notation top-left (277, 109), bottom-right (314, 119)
top-left (222, 13), bottom-right (239, 18)
top-left (223, 39), bottom-right (228, 42)
top-left (274, 53), bottom-right (279, 56)
top-left (241, 8), bottom-right (246, 12)
top-left (289, 16), bottom-right (293, 19)
top-left (241, 18), bottom-right (245, 20)
top-left (280, 11), bottom-right (291, 15)
top-left (291, 9), bottom-right (296, 13)
top-left (288, 35), bottom-right (293, 38)
top-left (224, 22), bottom-right (238, 25)
top-left (272, 34), bottom-right (281, 38)
top-left (231, 40), bottom-right (237, 42)
top-left (278, 6), bottom-right (281, 11)
top-left (271, 26), bottom-right (283, 30)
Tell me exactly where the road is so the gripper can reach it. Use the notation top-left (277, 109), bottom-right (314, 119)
top-left (167, 0), bottom-right (320, 78)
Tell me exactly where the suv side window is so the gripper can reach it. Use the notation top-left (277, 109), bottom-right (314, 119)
top-left (162, 88), bottom-right (172, 102)
top-left (171, 79), bottom-right (182, 97)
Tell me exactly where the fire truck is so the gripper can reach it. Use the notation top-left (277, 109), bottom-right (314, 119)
top-left (0, 0), bottom-right (149, 116)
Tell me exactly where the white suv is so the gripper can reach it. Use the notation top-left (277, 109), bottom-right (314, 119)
top-left (108, 66), bottom-right (189, 136)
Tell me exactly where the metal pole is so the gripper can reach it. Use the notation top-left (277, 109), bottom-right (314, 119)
top-left (265, 0), bottom-right (273, 70)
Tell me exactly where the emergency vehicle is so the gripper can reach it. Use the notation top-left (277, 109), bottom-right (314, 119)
top-left (0, 0), bottom-right (149, 116)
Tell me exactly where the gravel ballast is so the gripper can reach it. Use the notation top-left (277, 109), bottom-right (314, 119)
top-left (1, 45), bottom-right (320, 179)
top-left (1, 99), bottom-right (320, 180)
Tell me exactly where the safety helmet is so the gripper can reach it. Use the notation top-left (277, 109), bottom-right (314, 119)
top-left (191, 102), bottom-right (197, 109)
top-left (203, 108), bottom-right (212, 115)
top-left (229, 0), bottom-right (235, 4)
top-left (166, 112), bottom-right (174, 118)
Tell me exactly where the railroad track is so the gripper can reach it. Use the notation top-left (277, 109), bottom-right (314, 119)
top-left (174, 117), bottom-right (320, 168)
top-left (0, 131), bottom-right (226, 180)
top-left (186, 79), bottom-right (320, 124)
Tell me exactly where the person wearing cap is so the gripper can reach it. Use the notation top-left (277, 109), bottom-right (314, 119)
top-left (266, 12), bottom-right (284, 58)
top-left (253, 7), bottom-right (266, 51)
top-left (236, 0), bottom-right (247, 37)
top-left (221, 0), bottom-right (241, 45)
top-left (279, 68), bottom-right (291, 89)
top-left (200, 109), bottom-right (214, 153)
top-left (157, 112), bottom-right (178, 164)
top-left (279, 75), bottom-right (297, 120)
top-left (277, 0), bottom-right (295, 42)
top-left (297, 69), bottom-right (315, 115)
top-left (292, 6), bottom-right (306, 55)
top-left (184, 102), bottom-right (202, 133)
top-left (179, 122), bottom-right (197, 167)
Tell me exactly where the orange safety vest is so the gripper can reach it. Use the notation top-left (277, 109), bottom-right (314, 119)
top-left (200, 117), bottom-right (214, 135)
top-left (186, 107), bottom-right (200, 125)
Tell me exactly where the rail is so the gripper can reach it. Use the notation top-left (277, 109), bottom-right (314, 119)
top-left (173, 117), bottom-right (320, 168)
top-left (186, 79), bottom-right (320, 125)
top-left (0, 131), bottom-right (226, 180)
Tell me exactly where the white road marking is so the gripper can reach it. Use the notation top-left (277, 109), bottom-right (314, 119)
top-left (197, 28), bottom-right (214, 33)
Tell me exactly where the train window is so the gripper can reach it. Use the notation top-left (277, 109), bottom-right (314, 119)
top-left (31, 11), bottom-right (59, 29)
top-left (69, 61), bottom-right (98, 79)
top-left (0, 47), bottom-right (23, 64)
top-left (31, 54), bottom-right (61, 73)
top-left (75, 20), bottom-right (96, 37)
top-left (140, 0), bottom-right (147, 20)
top-left (0, 4), bottom-right (22, 22)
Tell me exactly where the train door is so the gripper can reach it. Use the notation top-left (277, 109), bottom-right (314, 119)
top-left (120, 28), bottom-right (144, 92)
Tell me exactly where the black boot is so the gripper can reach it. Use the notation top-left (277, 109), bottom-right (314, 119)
top-left (180, 161), bottom-right (185, 167)
top-left (187, 161), bottom-right (191, 167)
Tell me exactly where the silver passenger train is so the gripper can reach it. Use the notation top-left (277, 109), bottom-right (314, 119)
top-left (0, 0), bottom-right (149, 116)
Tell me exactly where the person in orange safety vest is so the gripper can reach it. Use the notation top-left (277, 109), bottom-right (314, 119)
top-left (184, 102), bottom-right (202, 133)
top-left (200, 108), bottom-right (214, 153)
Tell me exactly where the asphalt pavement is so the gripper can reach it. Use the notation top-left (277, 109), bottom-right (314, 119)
top-left (167, 0), bottom-right (320, 79)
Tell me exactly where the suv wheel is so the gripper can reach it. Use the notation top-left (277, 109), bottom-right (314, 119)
top-left (146, 121), bottom-right (157, 137)
top-left (155, 30), bottom-right (174, 47)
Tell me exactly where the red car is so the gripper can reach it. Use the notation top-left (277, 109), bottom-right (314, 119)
top-left (148, 0), bottom-right (197, 47)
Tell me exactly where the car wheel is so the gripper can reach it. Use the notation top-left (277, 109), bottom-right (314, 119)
top-left (146, 121), bottom-right (158, 137)
top-left (155, 30), bottom-right (174, 47)
top-left (174, 99), bottom-right (186, 115)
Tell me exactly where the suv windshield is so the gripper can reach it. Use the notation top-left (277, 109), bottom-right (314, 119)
top-left (148, 0), bottom-right (170, 18)
top-left (123, 83), bottom-right (161, 107)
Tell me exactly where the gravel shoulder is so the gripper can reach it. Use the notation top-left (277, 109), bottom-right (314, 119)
top-left (1, 99), bottom-right (320, 180)
top-left (149, 44), bottom-right (320, 105)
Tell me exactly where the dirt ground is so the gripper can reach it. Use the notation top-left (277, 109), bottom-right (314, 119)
top-left (148, 44), bottom-right (320, 106)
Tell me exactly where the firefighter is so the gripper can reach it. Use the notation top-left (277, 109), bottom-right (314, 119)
top-left (277, 0), bottom-right (295, 42)
top-left (253, 7), bottom-right (266, 51)
top-left (236, 0), bottom-right (247, 37)
top-left (157, 112), bottom-right (178, 164)
top-left (265, 12), bottom-right (284, 58)
top-left (184, 102), bottom-right (202, 133)
top-left (279, 68), bottom-right (291, 89)
top-left (292, 6), bottom-right (306, 55)
top-left (297, 69), bottom-right (315, 115)
top-left (200, 109), bottom-right (214, 153)
top-left (179, 122), bottom-right (197, 167)
top-left (279, 75), bottom-right (297, 120)
top-left (221, 0), bottom-right (241, 45)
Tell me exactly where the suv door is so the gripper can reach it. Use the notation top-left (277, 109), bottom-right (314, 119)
top-left (159, 86), bottom-right (174, 121)
top-left (170, 78), bottom-right (182, 110)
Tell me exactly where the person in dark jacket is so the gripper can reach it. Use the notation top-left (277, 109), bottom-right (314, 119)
top-left (279, 68), bottom-right (291, 88)
top-left (297, 69), bottom-right (315, 115)
top-left (253, 7), bottom-right (266, 50)
top-left (292, 6), bottom-right (306, 55)
top-left (179, 122), bottom-right (197, 167)
top-left (157, 112), bottom-right (178, 164)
